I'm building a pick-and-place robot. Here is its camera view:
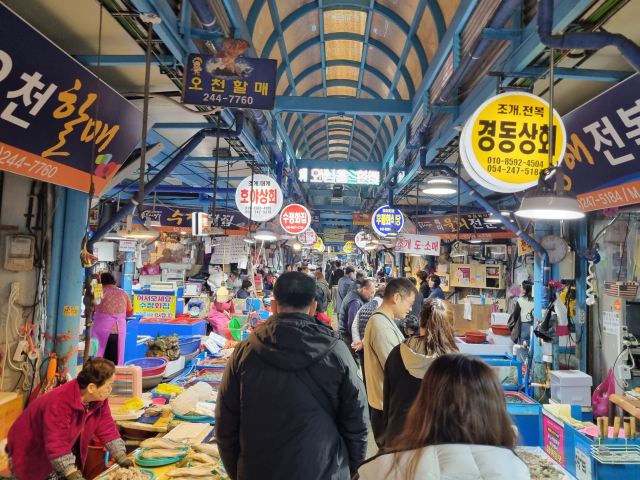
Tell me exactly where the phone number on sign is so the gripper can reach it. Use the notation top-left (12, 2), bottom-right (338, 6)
top-left (202, 93), bottom-right (254, 104)
top-left (0, 145), bottom-right (58, 178)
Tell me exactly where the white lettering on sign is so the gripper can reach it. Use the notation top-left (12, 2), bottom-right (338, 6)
top-left (394, 233), bottom-right (441, 256)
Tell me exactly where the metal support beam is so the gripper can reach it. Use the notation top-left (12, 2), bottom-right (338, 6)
top-left (481, 28), bottom-right (522, 40)
top-left (275, 96), bottom-right (413, 116)
top-left (502, 66), bottom-right (633, 82)
top-left (297, 159), bottom-right (381, 169)
top-left (307, 189), bottom-right (360, 197)
top-left (74, 55), bottom-right (177, 66)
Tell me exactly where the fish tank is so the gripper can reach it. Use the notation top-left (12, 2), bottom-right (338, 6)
top-left (477, 355), bottom-right (523, 391)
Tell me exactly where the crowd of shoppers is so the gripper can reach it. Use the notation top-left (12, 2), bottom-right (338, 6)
top-left (215, 269), bottom-right (529, 480)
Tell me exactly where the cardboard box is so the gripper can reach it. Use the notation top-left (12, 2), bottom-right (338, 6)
top-left (0, 393), bottom-right (23, 441)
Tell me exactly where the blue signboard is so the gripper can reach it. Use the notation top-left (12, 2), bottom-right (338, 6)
top-left (372, 205), bottom-right (404, 236)
top-left (0, 4), bottom-right (148, 194)
top-left (134, 206), bottom-right (200, 232)
top-left (562, 74), bottom-right (640, 210)
top-left (182, 44), bottom-right (277, 110)
top-left (206, 206), bottom-right (257, 232)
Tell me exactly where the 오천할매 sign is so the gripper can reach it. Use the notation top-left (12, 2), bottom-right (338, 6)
top-left (460, 92), bottom-right (566, 192)
top-left (182, 46), bottom-right (276, 110)
top-left (0, 4), bottom-right (150, 195)
top-left (414, 213), bottom-right (516, 240)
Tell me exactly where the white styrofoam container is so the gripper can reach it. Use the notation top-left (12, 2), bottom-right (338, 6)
top-left (164, 356), bottom-right (186, 378)
top-left (487, 331), bottom-right (514, 346)
top-left (550, 370), bottom-right (593, 407)
top-left (491, 313), bottom-right (510, 325)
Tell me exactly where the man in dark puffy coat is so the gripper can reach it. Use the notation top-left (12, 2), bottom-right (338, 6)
top-left (215, 271), bottom-right (369, 480)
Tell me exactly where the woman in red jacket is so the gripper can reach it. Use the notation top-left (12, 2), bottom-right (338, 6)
top-left (7, 358), bottom-right (133, 480)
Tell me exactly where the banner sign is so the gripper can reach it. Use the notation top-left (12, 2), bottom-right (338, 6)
top-left (395, 234), bottom-right (441, 256)
top-left (191, 212), bottom-right (209, 236)
top-left (518, 238), bottom-right (534, 256)
top-left (210, 236), bottom-right (248, 264)
top-left (298, 168), bottom-right (380, 185)
top-left (134, 293), bottom-right (176, 318)
top-left (355, 231), bottom-right (368, 249)
top-left (414, 213), bottom-right (517, 239)
top-left (353, 212), bottom-right (373, 225)
top-left (280, 203), bottom-right (311, 234)
top-left (461, 92), bottom-right (565, 192)
top-left (543, 411), bottom-right (565, 467)
top-left (182, 49), bottom-right (277, 110)
top-left (372, 206), bottom-right (404, 237)
top-left (323, 228), bottom-right (348, 243)
top-left (298, 228), bottom-right (317, 245)
top-left (206, 206), bottom-right (258, 234)
top-left (0, 4), bottom-right (149, 194)
top-left (561, 74), bottom-right (640, 211)
top-left (235, 174), bottom-right (283, 222)
top-left (343, 241), bottom-right (354, 253)
top-left (311, 210), bottom-right (321, 222)
top-left (134, 206), bottom-right (200, 233)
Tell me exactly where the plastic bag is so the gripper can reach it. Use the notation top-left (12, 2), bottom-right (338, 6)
top-left (592, 369), bottom-right (615, 418)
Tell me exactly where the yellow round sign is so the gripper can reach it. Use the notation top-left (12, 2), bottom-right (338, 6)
top-left (461, 92), bottom-right (565, 192)
top-left (313, 237), bottom-right (324, 250)
top-left (343, 241), bottom-right (354, 253)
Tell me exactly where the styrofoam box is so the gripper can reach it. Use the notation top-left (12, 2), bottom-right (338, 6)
top-left (491, 313), bottom-right (510, 325)
top-left (550, 370), bottom-right (593, 407)
top-left (164, 356), bottom-right (185, 378)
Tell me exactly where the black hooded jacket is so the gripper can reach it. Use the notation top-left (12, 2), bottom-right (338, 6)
top-left (215, 312), bottom-right (370, 480)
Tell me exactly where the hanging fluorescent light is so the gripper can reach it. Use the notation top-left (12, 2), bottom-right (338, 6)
top-left (485, 213), bottom-right (502, 224)
top-left (516, 166), bottom-right (584, 220)
top-left (469, 239), bottom-right (483, 244)
top-left (116, 214), bottom-right (159, 240)
top-left (243, 235), bottom-right (256, 244)
top-left (364, 242), bottom-right (377, 250)
top-left (254, 227), bottom-right (278, 241)
top-left (386, 226), bottom-right (398, 238)
top-left (371, 237), bottom-right (379, 244)
top-left (422, 176), bottom-right (457, 195)
top-left (292, 239), bottom-right (302, 251)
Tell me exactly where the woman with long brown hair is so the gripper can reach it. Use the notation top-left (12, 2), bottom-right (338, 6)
top-left (356, 354), bottom-right (529, 480)
top-left (381, 298), bottom-right (459, 446)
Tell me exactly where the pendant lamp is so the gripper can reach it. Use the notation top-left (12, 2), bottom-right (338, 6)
top-left (515, 166), bottom-right (584, 220)
top-left (422, 176), bottom-right (457, 195)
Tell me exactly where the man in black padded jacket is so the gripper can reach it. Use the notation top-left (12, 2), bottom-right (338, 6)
top-left (215, 272), bottom-right (369, 480)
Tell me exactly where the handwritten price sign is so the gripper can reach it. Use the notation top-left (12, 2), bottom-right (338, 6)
top-left (395, 233), bottom-right (441, 256)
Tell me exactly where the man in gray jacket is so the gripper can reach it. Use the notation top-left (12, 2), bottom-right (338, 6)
top-left (337, 266), bottom-right (355, 312)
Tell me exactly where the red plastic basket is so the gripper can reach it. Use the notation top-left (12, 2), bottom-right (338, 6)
top-left (140, 317), bottom-right (174, 323)
top-left (168, 317), bottom-right (203, 325)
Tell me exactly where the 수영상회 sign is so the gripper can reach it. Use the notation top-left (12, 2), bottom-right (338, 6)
top-left (0, 4), bottom-right (149, 194)
top-left (460, 92), bottom-right (565, 192)
top-left (182, 43), bottom-right (276, 110)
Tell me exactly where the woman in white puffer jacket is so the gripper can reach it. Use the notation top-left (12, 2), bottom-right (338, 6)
top-left (355, 353), bottom-right (530, 480)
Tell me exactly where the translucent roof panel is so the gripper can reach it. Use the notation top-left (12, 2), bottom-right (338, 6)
top-left (416, 9), bottom-right (439, 63)
top-left (313, 147), bottom-right (328, 157)
top-left (331, 138), bottom-right (350, 145)
top-left (405, 46), bottom-right (422, 91)
top-left (253, 2), bottom-right (274, 56)
top-left (440, 0), bottom-right (462, 26)
top-left (363, 71), bottom-right (389, 98)
top-left (364, 47), bottom-right (395, 83)
top-left (284, 11), bottom-right (320, 53)
top-left (290, 44), bottom-right (322, 79)
top-left (384, 117), bottom-right (395, 139)
top-left (277, 0), bottom-right (316, 21)
top-left (360, 91), bottom-right (374, 99)
top-left (355, 120), bottom-right (377, 140)
top-left (396, 76), bottom-right (410, 100)
top-left (276, 75), bottom-right (290, 96)
top-left (328, 115), bottom-right (352, 123)
top-left (323, 10), bottom-right (367, 35)
top-left (306, 122), bottom-right (326, 139)
top-left (303, 113), bottom-right (322, 126)
top-left (353, 131), bottom-right (370, 147)
top-left (326, 65), bottom-right (360, 82)
top-left (370, 12), bottom-right (406, 59)
top-left (297, 70), bottom-right (323, 95)
top-left (327, 86), bottom-right (357, 97)
top-left (308, 129), bottom-right (326, 143)
top-left (325, 40), bottom-right (363, 62)
top-left (238, 0), bottom-right (253, 20)
top-left (375, 0), bottom-right (420, 27)
top-left (329, 146), bottom-right (349, 152)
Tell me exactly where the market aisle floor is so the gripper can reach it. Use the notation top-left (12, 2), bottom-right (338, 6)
top-left (331, 311), bottom-right (378, 460)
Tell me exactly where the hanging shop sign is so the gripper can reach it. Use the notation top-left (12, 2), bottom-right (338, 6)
top-left (206, 206), bottom-right (258, 235)
top-left (191, 212), bottom-right (209, 236)
top-left (323, 228), bottom-right (348, 243)
top-left (460, 92), bottom-right (566, 192)
top-left (133, 293), bottom-right (176, 318)
top-left (0, 4), bottom-right (150, 195)
top-left (343, 241), bottom-right (355, 254)
top-left (560, 73), bottom-right (640, 211)
top-left (310, 210), bottom-right (321, 222)
top-left (118, 239), bottom-right (136, 252)
top-left (372, 206), bottom-right (404, 237)
top-left (312, 237), bottom-right (324, 250)
top-left (414, 213), bottom-right (516, 240)
top-left (298, 228), bottom-right (317, 245)
top-left (182, 49), bottom-right (277, 110)
top-left (353, 212), bottom-right (373, 225)
top-left (235, 174), bottom-right (283, 222)
top-left (298, 168), bottom-right (380, 185)
top-left (355, 231), bottom-right (368, 249)
top-left (279, 203), bottom-right (311, 234)
top-left (395, 234), bottom-right (441, 256)
top-left (518, 238), bottom-right (534, 256)
top-left (134, 206), bottom-right (201, 233)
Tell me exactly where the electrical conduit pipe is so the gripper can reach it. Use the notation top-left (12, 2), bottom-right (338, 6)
top-left (89, 112), bottom-right (244, 247)
top-left (538, 0), bottom-right (640, 72)
top-left (373, 0), bottom-right (526, 205)
top-left (188, 0), bottom-right (220, 32)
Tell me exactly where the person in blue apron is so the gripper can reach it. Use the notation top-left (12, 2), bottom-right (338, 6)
top-left (92, 272), bottom-right (133, 365)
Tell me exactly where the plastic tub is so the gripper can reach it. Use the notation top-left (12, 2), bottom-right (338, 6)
top-left (141, 372), bottom-right (165, 391)
top-left (491, 325), bottom-right (511, 336)
top-left (223, 326), bottom-right (242, 342)
top-left (151, 397), bottom-right (167, 405)
top-left (124, 357), bottom-right (168, 377)
top-left (464, 332), bottom-right (488, 344)
top-left (169, 317), bottom-right (202, 325)
top-left (179, 336), bottom-right (201, 355)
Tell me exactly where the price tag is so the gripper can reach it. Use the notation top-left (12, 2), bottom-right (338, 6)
top-left (93, 283), bottom-right (104, 301)
top-left (119, 239), bottom-right (136, 252)
top-left (574, 439), bottom-right (592, 480)
top-left (63, 306), bottom-right (79, 316)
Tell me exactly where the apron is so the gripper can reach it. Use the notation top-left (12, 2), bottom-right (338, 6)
top-left (92, 289), bottom-right (128, 365)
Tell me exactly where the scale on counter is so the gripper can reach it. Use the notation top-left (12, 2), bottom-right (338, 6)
top-left (161, 263), bottom-right (188, 287)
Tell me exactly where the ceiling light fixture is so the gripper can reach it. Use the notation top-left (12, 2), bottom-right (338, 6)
top-left (243, 235), bottom-right (256, 244)
top-left (364, 242), bottom-right (377, 250)
top-left (386, 226), bottom-right (398, 238)
top-left (469, 239), bottom-right (483, 244)
top-left (515, 166), bottom-right (584, 220)
top-left (254, 227), bottom-right (278, 241)
top-left (422, 176), bottom-right (457, 195)
top-left (116, 214), bottom-right (160, 240)
top-left (484, 213), bottom-right (502, 224)
top-left (292, 239), bottom-right (302, 251)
